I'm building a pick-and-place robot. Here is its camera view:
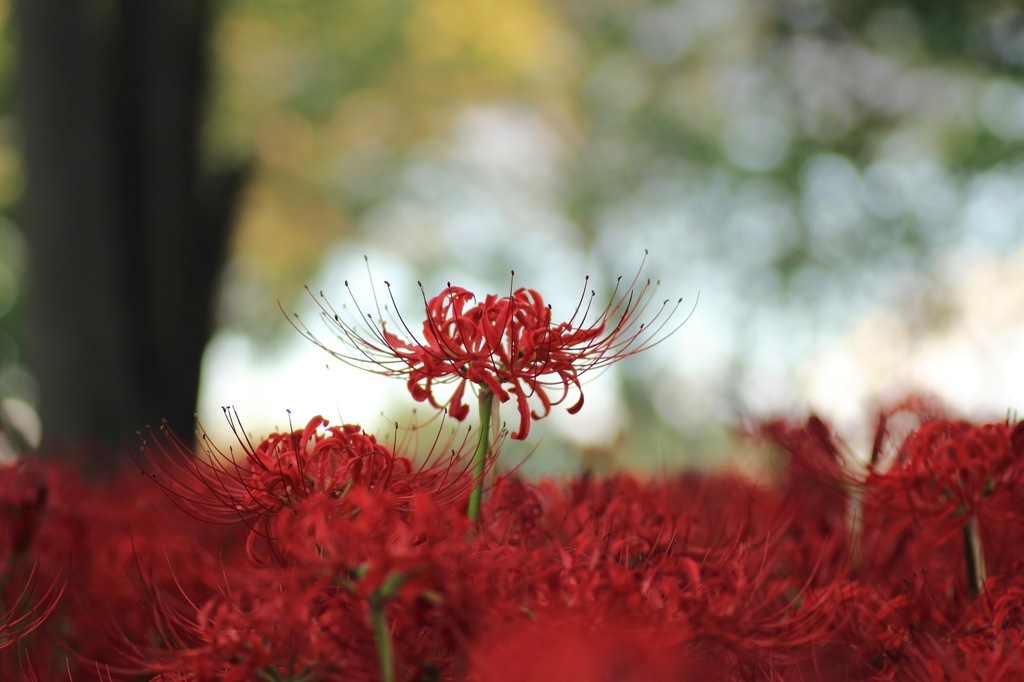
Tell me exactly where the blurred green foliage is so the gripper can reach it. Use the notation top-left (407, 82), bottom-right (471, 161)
top-left (0, 0), bottom-right (28, 405)
top-left (201, 0), bottom-right (1024, 314)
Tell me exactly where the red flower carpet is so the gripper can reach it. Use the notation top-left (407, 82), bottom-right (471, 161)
top-left (4, 267), bottom-right (1023, 680)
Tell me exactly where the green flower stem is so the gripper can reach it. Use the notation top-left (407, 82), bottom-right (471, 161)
top-left (369, 573), bottom-right (405, 682)
top-left (466, 389), bottom-right (494, 523)
top-left (369, 596), bottom-right (394, 682)
top-left (963, 514), bottom-right (987, 598)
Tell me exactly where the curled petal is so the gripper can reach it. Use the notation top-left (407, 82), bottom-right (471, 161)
top-left (510, 385), bottom-right (533, 441)
top-left (566, 390), bottom-right (585, 416)
top-left (448, 380), bottom-right (472, 422)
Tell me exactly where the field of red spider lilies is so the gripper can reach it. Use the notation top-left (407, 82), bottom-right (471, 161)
top-left (4, 264), bottom-right (1024, 680)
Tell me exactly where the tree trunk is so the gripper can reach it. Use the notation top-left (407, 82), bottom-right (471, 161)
top-left (13, 0), bottom-right (245, 473)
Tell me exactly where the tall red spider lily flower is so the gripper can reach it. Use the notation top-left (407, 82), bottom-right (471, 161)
top-left (289, 253), bottom-right (694, 441)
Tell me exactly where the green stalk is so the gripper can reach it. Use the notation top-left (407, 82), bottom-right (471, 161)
top-left (963, 514), bottom-right (987, 599)
top-left (366, 572), bottom-right (404, 682)
top-left (466, 390), bottom-right (494, 523)
top-left (369, 595), bottom-right (394, 682)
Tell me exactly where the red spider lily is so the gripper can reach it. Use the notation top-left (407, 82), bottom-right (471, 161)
top-left (120, 477), bottom-right (479, 681)
top-left (290, 254), bottom-right (694, 439)
top-left (864, 419), bottom-right (1024, 532)
top-left (881, 572), bottom-right (1024, 681)
top-left (475, 472), bottom-right (850, 676)
top-left (119, 560), bottom-right (379, 682)
top-left (137, 412), bottom-right (482, 537)
top-left (0, 458), bottom-right (238, 681)
top-left (21, 402), bottom-right (1024, 679)
top-left (859, 419), bottom-right (1024, 601)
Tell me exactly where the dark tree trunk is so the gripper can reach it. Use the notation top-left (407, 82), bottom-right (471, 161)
top-left (12, 0), bottom-right (245, 472)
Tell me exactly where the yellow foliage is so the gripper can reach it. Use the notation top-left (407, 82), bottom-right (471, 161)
top-left (405, 0), bottom-right (571, 88)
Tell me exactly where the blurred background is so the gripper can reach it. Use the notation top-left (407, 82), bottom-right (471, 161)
top-left (1, 0), bottom-right (1023, 473)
